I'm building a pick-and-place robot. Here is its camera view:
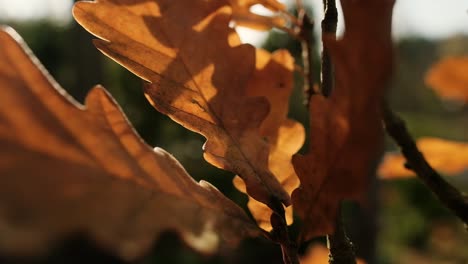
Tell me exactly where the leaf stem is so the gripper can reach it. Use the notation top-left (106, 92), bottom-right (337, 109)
top-left (382, 104), bottom-right (468, 226)
top-left (320, 0), bottom-right (337, 97)
top-left (327, 207), bottom-right (357, 264)
top-left (297, 9), bottom-right (317, 104)
top-left (295, 0), bottom-right (304, 11)
top-left (270, 201), bottom-right (300, 264)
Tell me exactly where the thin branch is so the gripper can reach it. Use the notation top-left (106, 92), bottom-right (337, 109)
top-left (283, 11), bottom-right (301, 28)
top-left (270, 201), bottom-right (300, 264)
top-left (320, 0), bottom-right (337, 97)
top-left (382, 104), bottom-right (468, 226)
top-left (276, 24), bottom-right (301, 39)
top-left (327, 205), bottom-right (357, 264)
top-left (297, 11), bottom-right (317, 104)
top-left (295, 0), bottom-right (304, 11)
top-left (294, 0), bottom-right (305, 29)
top-left (294, 63), bottom-right (305, 76)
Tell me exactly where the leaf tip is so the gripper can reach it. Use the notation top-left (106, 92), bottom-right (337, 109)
top-left (0, 26), bottom-right (23, 46)
top-left (72, 0), bottom-right (96, 19)
top-left (85, 84), bottom-right (110, 104)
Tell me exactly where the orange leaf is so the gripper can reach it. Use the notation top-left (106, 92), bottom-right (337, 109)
top-left (379, 137), bottom-right (468, 179)
top-left (73, 0), bottom-right (290, 209)
top-left (0, 27), bottom-right (260, 260)
top-left (233, 49), bottom-right (305, 230)
top-left (292, 0), bottom-right (394, 241)
top-left (229, 0), bottom-right (288, 31)
top-left (425, 56), bottom-right (468, 103)
top-left (300, 244), bottom-right (366, 264)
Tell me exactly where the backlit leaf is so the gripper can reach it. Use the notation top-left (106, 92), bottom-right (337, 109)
top-left (300, 244), bottom-right (365, 264)
top-left (230, 0), bottom-right (288, 31)
top-left (233, 49), bottom-right (305, 230)
top-left (292, 0), bottom-right (394, 241)
top-left (0, 27), bottom-right (260, 260)
top-left (378, 137), bottom-right (468, 179)
top-left (73, 0), bottom-right (290, 209)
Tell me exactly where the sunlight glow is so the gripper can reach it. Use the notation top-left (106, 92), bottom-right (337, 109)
top-left (0, 0), bottom-right (467, 44)
top-left (0, 0), bottom-right (73, 24)
top-left (241, 0), bottom-right (468, 44)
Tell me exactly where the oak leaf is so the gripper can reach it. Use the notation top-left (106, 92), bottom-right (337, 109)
top-left (292, 0), bottom-right (394, 241)
top-left (229, 0), bottom-right (288, 31)
top-left (0, 27), bottom-right (260, 260)
top-left (378, 137), bottom-right (468, 179)
top-left (233, 49), bottom-right (305, 230)
top-left (300, 244), bottom-right (365, 264)
top-left (425, 56), bottom-right (468, 103)
top-left (73, 0), bottom-right (290, 209)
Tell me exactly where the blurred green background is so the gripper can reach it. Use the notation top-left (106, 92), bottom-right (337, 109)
top-left (1, 1), bottom-right (467, 264)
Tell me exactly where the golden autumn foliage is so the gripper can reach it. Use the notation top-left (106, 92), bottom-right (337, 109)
top-left (229, 0), bottom-right (288, 31)
top-left (0, 27), bottom-right (260, 259)
top-left (292, 0), bottom-right (394, 241)
top-left (379, 137), bottom-right (468, 179)
top-left (233, 49), bottom-right (305, 230)
top-left (426, 56), bottom-right (468, 103)
top-left (73, 0), bottom-right (291, 210)
top-left (300, 244), bottom-right (365, 264)
top-left (4, 0), bottom-right (465, 263)
top-left (379, 57), bottom-right (468, 179)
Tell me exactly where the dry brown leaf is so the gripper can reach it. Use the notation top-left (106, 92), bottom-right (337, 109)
top-left (292, 0), bottom-right (394, 241)
top-left (229, 0), bottom-right (288, 31)
top-left (425, 56), bottom-right (468, 103)
top-left (378, 137), bottom-right (468, 179)
top-left (233, 49), bottom-right (305, 230)
top-left (300, 244), bottom-right (365, 264)
top-left (73, 0), bottom-right (290, 209)
top-left (0, 27), bottom-right (260, 260)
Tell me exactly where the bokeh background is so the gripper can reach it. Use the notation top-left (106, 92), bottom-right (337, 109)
top-left (1, 0), bottom-right (467, 263)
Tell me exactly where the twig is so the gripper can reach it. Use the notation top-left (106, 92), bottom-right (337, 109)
top-left (270, 201), bottom-right (300, 264)
top-left (277, 24), bottom-right (301, 39)
top-left (295, 0), bottom-right (304, 11)
top-left (382, 104), bottom-right (468, 226)
top-left (320, 0), bottom-right (337, 97)
top-left (327, 205), bottom-right (357, 264)
top-left (283, 11), bottom-right (301, 28)
top-left (294, 63), bottom-right (305, 76)
top-left (297, 10), bottom-right (316, 104)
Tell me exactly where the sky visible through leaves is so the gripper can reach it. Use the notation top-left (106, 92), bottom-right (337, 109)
top-left (1, 0), bottom-right (468, 42)
top-left (0, 0), bottom-right (467, 263)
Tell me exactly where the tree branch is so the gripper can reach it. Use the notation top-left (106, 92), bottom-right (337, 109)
top-left (327, 206), bottom-right (357, 264)
top-left (320, 0), bottom-right (337, 97)
top-left (382, 104), bottom-right (468, 226)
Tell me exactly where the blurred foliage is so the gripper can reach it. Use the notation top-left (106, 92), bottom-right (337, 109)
top-left (1, 20), bottom-right (259, 264)
top-left (1, 6), bottom-right (468, 263)
top-left (5, 19), bottom-right (247, 201)
top-left (381, 34), bottom-right (468, 264)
